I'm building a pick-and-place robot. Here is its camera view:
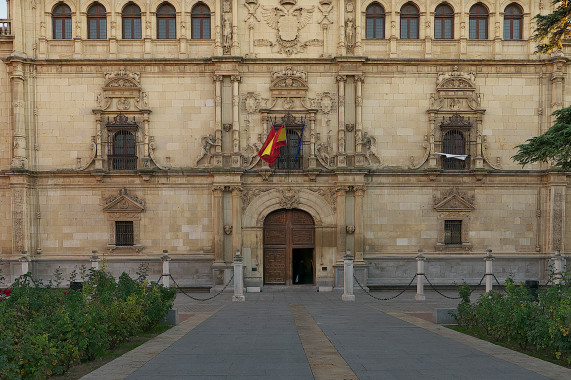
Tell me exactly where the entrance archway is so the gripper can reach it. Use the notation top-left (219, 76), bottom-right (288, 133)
top-left (263, 209), bottom-right (315, 285)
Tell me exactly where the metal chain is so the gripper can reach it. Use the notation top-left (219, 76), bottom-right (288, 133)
top-left (354, 273), bottom-right (418, 301)
top-left (422, 274), bottom-right (463, 300)
top-left (167, 273), bottom-right (235, 302)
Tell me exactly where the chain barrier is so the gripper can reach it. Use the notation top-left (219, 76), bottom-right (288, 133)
top-left (422, 274), bottom-right (463, 300)
top-left (353, 273), bottom-right (418, 301)
top-left (161, 273), bottom-right (235, 302)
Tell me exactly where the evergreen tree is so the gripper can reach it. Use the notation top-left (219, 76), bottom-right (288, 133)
top-left (533, 0), bottom-right (571, 54)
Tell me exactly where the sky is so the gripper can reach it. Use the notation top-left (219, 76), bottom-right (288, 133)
top-left (0, 2), bottom-right (6, 19)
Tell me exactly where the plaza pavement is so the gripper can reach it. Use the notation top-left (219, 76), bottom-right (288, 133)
top-left (82, 288), bottom-right (571, 380)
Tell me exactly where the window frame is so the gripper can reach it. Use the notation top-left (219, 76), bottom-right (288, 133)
top-left (115, 221), bottom-right (134, 246)
top-left (400, 2), bottom-right (420, 39)
top-left (191, 2), bottom-right (211, 39)
top-left (157, 2), bottom-right (176, 39)
top-left (469, 4), bottom-right (488, 40)
top-left (87, 3), bottom-right (107, 40)
top-left (441, 129), bottom-right (468, 170)
top-left (110, 130), bottom-right (137, 170)
top-left (434, 3), bottom-right (454, 40)
top-left (276, 126), bottom-right (304, 170)
top-left (122, 2), bottom-right (142, 39)
top-left (365, 3), bottom-right (385, 39)
top-left (52, 3), bottom-right (72, 40)
top-left (504, 3), bottom-right (523, 40)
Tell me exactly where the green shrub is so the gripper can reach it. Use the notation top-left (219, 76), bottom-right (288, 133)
top-left (0, 268), bottom-right (176, 379)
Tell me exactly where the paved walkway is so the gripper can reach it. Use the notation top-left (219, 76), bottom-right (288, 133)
top-left (82, 289), bottom-right (571, 380)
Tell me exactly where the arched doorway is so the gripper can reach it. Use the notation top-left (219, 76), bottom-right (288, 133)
top-left (263, 209), bottom-right (315, 285)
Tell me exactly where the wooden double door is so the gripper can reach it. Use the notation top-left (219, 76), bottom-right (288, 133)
top-left (263, 209), bottom-right (315, 285)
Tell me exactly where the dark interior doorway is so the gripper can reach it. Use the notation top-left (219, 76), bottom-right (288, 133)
top-left (293, 248), bottom-right (314, 284)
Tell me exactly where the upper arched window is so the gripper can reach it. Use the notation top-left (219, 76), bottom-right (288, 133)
top-left (122, 2), bottom-right (142, 39)
top-left (504, 3), bottom-right (523, 40)
top-left (191, 3), bottom-right (211, 39)
top-left (52, 3), bottom-right (72, 40)
top-left (434, 3), bottom-right (454, 39)
top-left (87, 3), bottom-right (107, 39)
top-left (366, 3), bottom-right (385, 39)
top-left (469, 4), bottom-right (488, 39)
top-left (400, 3), bottom-right (419, 39)
top-left (157, 2), bottom-right (176, 39)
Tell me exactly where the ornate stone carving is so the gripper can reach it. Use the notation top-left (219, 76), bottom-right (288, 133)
top-left (242, 92), bottom-right (261, 114)
top-left (222, 15), bottom-right (233, 55)
top-left (116, 98), bottom-right (130, 111)
top-left (260, 2), bottom-right (317, 55)
top-left (104, 69), bottom-right (140, 84)
top-left (104, 188), bottom-right (145, 210)
top-left (346, 225), bottom-right (355, 234)
top-left (552, 189), bottom-right (563, 250)
top-left (318, 0), bottom-right (333, 25)
top-left (279, 187), bottom-right (300, 209)
top-left (224, 225), bottom-right (233, 235)
top-left (345, 17), bottom-right (355, 54)
top-left (223, 123), bottom-right (233, 132)
top-left (316, 130), bottom-right (334, 168)
top-left (433, 187), bottom-right (475, 211)
top-left (196, 134), bottom-right (221, 166)
top-left (241, 188), bottom-right (272, 210)
top-left (308, 187), bottom-right (336, 212)
top-left (345, 123), bottom-right (354, 132)
top-left (244, 0), bottom-right (261, 23)
top-left (357, 132), bottom-right (380, 167)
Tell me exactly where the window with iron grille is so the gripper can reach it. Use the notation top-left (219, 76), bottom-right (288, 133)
top-left (52, 3), bottom-right (72, 40)
top-left (115, 221), bottom-right (134, 246)
top-left (87, 3), bottom-right (107, 39)
top-left (276, 126), bottom-right (303, 170)
top-left (110, 130), bottom-right (137, 170)
top-left (442, 129), bottom-right (467, 169)
top-left (444, 220), bottom-right (462, 244)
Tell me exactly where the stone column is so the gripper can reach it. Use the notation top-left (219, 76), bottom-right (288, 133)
top-left (354, 75), bottom-right (364, 153)
top-left (551, 250), bottom-right (565, 285)
top-left (161, 250), bottom-right (171, 288)
top-left (342, 252), bottom-right (355, 301)
top-left (354, 186), bottom-right (365, 263)
top-left (232, 0), bottom-right (240, 55)
top-left (247, 21), bottom-right (255, 56)
top-left (428, 113), bottom-right (437, 168)
top-left (550, 59), bottom-right (565, 126)
top-left (232, 251), bottom-right (245, 302)
top-left (90, 250), bottom-right (100, 270)
top-left (338, 0), bottom-right (346, 55)
top-left (337, 75), bottom-right (346, 166)
top-left (144, 7), bottom-right (152, 58)
top-left (308, 113), bottom-right (317, 168)
top-left (143, 113), bottom-right (150, 158)
top-left (19, 251), bottom-right (30, 277)
top-left (179, 0), bottom-right (187, 57)
top-left (231, 186), bottom-right (242, 256)
top-left (231, 75), bottom-right (241, 159)
top-left (10, 60), bottom-right (28, 169)
top-left (213, 186), bottom-right (224, 264)
top-left (415, 250), bottom-right (426, 301)
top-left (484, 250), bottom-right (494, 292)
top-left (214, 0), bottom-right (222, 55)
top-left (549, 175), bottom-right (566, 253)
top-left (474, 115), bottom-right (484, 169)
top-left (94, 113), bottom-right (104, 169)
top-left (213, 75), bottom-right (223, 154)
top-left (336, 186), bottom-right (347, 263)
top-left (355, 0), bottom-right (362, 55)
top-left (322, 23), bottom-right (329, 56)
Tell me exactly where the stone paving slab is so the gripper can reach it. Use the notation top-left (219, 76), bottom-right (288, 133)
top-left (82, 290), bottom-right (571, 380)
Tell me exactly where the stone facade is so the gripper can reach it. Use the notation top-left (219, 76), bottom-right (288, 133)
top-left (0, 0), bottom-right (568, 289)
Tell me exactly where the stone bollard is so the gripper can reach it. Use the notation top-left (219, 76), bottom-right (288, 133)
top-left (342, 251), bottom-right (355, 301)
top-left (161, 250), bottom-right (171, 288)
top-left (19, 251), bottom-right (30, 276)
top-left (232, 250), bottom-right (245, 302)
top-left (484, 250), bottom-right (494, 292)
top-left (90, 250), bottom-right (100, 270)
top-left (552, 250), bottom-right (565, 285)
top-left (415, 250), bottom-right (426, 301)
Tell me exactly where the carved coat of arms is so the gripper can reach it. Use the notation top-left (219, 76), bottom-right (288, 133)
top-left (261, 2), bottom-right (316, 55)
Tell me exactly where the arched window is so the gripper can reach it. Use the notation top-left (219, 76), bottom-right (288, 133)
top-left (87, 3), bottom-right (107, 39)
top-left (191, 3), bottom-right (211, 39)
top-left (504, 3), bottom-right (523, 40)
top-left (400, 3), bottom-right (419, 39)
top-left (442, 130), bottom-right (466, 169)
top-left (122, 2), bottom-right (141, 39)
top-left (157, 2), bottom-right (176, 39)
top-left (366, 3), bottom-right (385, 39)
top-left (111, 131), bottom-right (137, 170)
top-left (434, 3), bottom-right (454, 39)
top-left (469, 4), bottom-right (488, 39)
top-left (52, 3), bottom-right (72, 40)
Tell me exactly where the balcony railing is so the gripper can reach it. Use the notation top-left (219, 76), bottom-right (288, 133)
top-left (109, 155), bottom-right (137, 170)
top-left (0, 20), bottom-right (11, 36)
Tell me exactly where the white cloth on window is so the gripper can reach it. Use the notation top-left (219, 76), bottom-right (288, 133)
top-left (434, 152), bottom-right (468, 160)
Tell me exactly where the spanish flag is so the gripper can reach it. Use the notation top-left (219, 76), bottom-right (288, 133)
top-left (258, 124), bottom-right (287, 165)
